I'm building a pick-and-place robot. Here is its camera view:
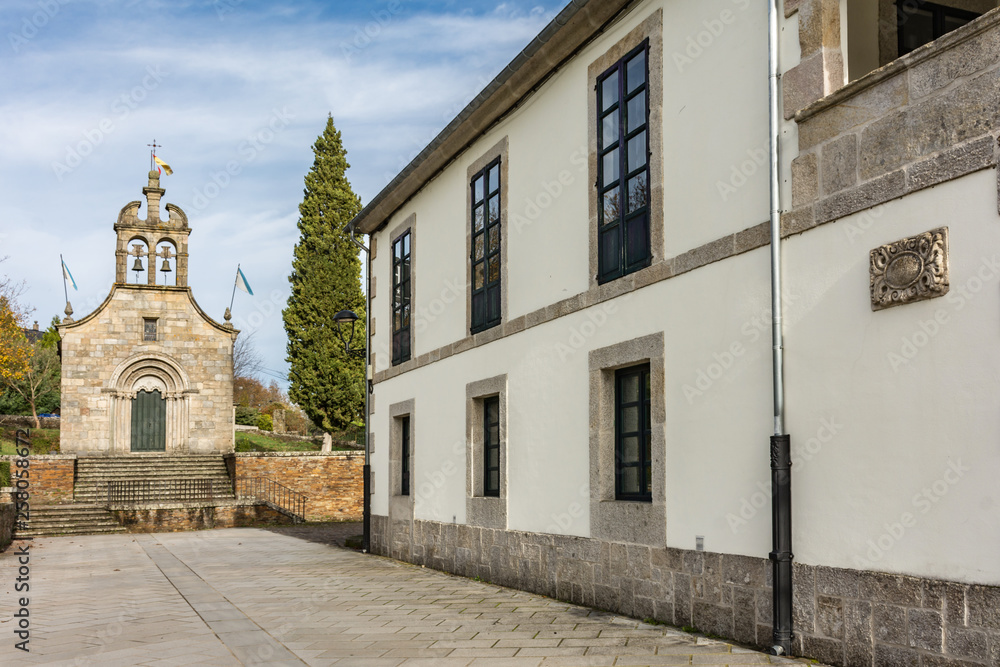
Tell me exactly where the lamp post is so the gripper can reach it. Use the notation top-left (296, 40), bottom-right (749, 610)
top-left (333, 307), bottom-right (371, 553)
top-left (337, 226), bottom-right (372, 554)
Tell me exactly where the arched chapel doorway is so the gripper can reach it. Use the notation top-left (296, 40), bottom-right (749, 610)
top-left (108, 353), bottom-right (193, 454)
top-left (131, 388), bottom-right (166, 452)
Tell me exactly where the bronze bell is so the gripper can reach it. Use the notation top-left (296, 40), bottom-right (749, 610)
top-left (160, 259), bottom-right (172, 273)
top-left (132, 257), bottom-right (145, 272)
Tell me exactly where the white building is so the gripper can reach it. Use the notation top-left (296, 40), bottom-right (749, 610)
top-left (349, 1), bottom-right (1000, 664)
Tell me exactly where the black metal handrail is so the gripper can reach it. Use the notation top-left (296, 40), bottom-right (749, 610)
top-left (105, 479), bottom-right (216, 505)
top-left (236, 476), bottom-right (307, 523)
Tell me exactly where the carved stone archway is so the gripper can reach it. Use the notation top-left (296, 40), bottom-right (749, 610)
top-left (107, 353), bottom-right (197, 454)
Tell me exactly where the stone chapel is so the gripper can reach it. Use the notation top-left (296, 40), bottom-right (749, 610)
top-left (58, 171), bottom-right (237, 455)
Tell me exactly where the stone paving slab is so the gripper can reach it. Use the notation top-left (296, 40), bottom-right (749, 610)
top-left (0, 526), bottom-right (825, 666)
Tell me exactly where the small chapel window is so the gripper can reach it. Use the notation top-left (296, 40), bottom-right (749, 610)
top-left (143, 318), bottom-right (158, 342)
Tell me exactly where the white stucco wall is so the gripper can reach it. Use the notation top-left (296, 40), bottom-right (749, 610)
top-left (784, 168), bottom-right (1000, 585)
top-left (369, 0), bottom-right (1000, 588)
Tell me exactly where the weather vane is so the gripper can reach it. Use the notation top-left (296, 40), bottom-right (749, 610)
top-left (147, 139), bottom-right (162, 171)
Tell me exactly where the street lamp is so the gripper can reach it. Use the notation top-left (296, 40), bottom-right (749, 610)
top-left (333, 309), bottom-right (365, 357)
top-left (337, 225), bottom-right (372, 554)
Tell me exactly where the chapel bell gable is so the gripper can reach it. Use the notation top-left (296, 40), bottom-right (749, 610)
top-left (114, 170), bottom-right (190, 288)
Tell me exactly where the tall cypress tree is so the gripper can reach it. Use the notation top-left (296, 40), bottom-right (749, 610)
top-left (283, 115), bottom-right (365, 433)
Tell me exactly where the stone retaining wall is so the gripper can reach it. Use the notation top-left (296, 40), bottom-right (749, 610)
top-left (231, 452), bottom-right (363, 521)
top-left (0, 503), bottom-right (14, 551)
top-left (112, 502), bottom-right (292, 532)
top-left (0, 415), bottom-right (61, 430)
top-left (0, 455), bottom-right (76, 503)
top-left (371, 515), bottom-right (1000, 666)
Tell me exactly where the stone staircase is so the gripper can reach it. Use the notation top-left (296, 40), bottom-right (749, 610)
top-left (18, 503), bottom-right (127, 538)
top-left (74, 455), bottom-right (236, 505)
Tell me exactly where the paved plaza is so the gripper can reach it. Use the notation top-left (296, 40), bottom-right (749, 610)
top-left (1, 524), bottom-right (819, 666)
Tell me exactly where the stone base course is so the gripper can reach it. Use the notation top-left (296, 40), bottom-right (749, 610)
top-left (230, 451), bottom-right (363, 522)
top-left (111, 501), bottom-right (292, 532)
top-left (371, 515), bottom-right (1000, 666)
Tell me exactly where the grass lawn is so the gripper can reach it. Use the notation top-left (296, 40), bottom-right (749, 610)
top-left (235, 431), bottom-right (354, 453)
top-left (0, 426), bottom-right (61, 455)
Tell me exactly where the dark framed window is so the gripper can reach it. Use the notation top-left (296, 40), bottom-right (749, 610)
top-left (615, 364), bottom-right (651, 502)
top-left (471, 158), bottom-right (502, 332)
top-left (391, 231), bottom-right (411, 365)
top-left (597, 40), bottom-right (651, 284)
top-left (897, 1), bottom-right (980, 57)
top-left (143, 318), bottom-right (157, 342)
top-left (483, 396), bottom-right (500, 497)
top-left (400, 415), bottom-right (410, 496)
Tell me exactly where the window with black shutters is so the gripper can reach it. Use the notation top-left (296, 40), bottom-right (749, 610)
top-left (470, 158), bottom-right (502, 332)
top-left (615, 364), bottom-right (651, 502)
top-left (597, 41), bottom-right (651, 284)
top-left (400, 415), bottom-right (410, 496)
top-left (483, 396), bottom-right (500, 497)
top-left (391, 231), bottom-right (411, 365)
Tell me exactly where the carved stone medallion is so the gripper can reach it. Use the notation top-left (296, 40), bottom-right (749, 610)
top-left (870, 227), bottom-right (949, 311)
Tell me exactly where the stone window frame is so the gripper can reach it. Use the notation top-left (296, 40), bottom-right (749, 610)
top-left (466, 137), bottom-right (508, 336)
top-left (466, 374), bottom-right (507, 529)
top-left (388, 213), bottom-right (416, 366)
top-left (389, 399), bottom-right (415, 517)
top-left (142, 317), bottom-right (158, 342)
top-left (588, 9), bottom-right (664, 290)
top-left (589, 332), bottom-right (665, 546)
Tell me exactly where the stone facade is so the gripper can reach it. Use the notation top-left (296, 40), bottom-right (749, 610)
top-left (0, 455), bottom-right (76, 503)
top-left (58, 172), bottom-right (237, 455)
top-left (231, 452), bottom-right (363, 521)
top-left (371, 516), bottom-right (1000, 666)
top-left (785, 2), bottom-right (1000, 238)
top-left (112, 502), bottom-right (291, 532)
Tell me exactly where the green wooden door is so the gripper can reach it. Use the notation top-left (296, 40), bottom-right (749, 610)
top-left (131, 389), bottom-right (166, 452)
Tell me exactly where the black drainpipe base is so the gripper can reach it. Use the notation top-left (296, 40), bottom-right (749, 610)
top-left (769, 434), bottom-right (793, 655)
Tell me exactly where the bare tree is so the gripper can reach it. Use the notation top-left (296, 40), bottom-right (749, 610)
top-left (233, 330), bottom-right (264, 379)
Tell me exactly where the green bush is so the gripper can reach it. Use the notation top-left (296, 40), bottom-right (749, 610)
top-left (235, 436), bottom-right (267, 452)
top-left (235, 406), bottom-right (260, 426)
top-left (256, 414), bottom-right (273, 431)
top-left (0, 462), bottom-right (10, 488)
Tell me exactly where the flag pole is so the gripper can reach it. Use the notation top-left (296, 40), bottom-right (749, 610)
top-left (60, 254), bottom-right (69, 305)
top-left (229, 264), bottom-right (240, 312)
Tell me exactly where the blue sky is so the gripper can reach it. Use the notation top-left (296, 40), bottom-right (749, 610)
top-left (0, 0), bottom-right (562, 387)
